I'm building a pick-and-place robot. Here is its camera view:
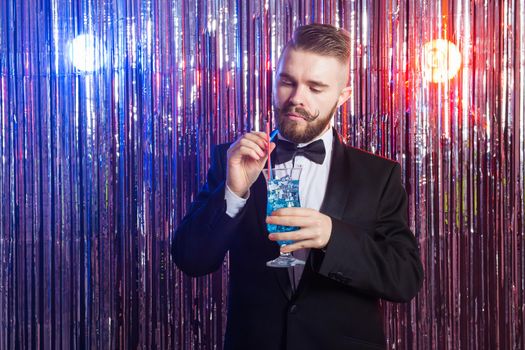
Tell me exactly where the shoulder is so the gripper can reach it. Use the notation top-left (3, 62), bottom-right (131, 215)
top-left (203, 143), bottom-right (232, 172)
top-left (343, 144), bottom-right (399, 171)
top-left (339, 145), bottom-right (403, 193)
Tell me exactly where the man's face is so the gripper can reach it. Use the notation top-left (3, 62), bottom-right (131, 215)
top-left (273, 47), bottom-right (351, 144)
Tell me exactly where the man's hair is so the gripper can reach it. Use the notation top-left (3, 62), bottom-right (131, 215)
top-left (286, 23), bottom-right (350, 64)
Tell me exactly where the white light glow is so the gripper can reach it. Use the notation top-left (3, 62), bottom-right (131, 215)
top-left (69, 34), bottom-right (104, 72)
top-left (423, 39), bottom-right (461, 83)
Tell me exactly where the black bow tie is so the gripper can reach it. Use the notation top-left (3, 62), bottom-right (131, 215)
top-left (273, 138), bottom-right (326, 165)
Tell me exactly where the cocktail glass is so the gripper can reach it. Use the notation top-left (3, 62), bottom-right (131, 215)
top-left (263, 167), bottom-right (304, 268)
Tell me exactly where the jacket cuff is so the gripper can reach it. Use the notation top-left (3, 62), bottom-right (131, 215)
top-left (317, 217), bottom-right (364, 286)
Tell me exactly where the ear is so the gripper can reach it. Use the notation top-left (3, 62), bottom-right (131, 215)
top-left (337, 86), bottom-right (352, 107)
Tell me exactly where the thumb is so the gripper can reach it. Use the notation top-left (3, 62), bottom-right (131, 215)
top-left (263, 142), bottom-right (277, 161)
top-left (268, 142), bottom-right (277, 155)
top-left (258, 142), bottom-right (277, 168)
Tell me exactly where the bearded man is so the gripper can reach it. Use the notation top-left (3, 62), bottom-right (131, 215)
top-left (172, 23), bottom-right (424, 350)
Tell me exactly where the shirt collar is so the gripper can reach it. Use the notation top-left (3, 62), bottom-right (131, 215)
top-left (276, 127), bottom-right (334, 165)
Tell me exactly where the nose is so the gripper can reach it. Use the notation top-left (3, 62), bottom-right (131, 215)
top-left (288, 85), bottom-right (307, 106)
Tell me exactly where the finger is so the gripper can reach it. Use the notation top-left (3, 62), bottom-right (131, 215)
top-left (252, 141), bottom-right (276, 165)
top-left (249, 131), bottom-right (270, 141)
top-left (266, 215), bottom-right (315, 228)
top-left (229, 138), bottom-right (265, 158)
top-left (243, 132), bottom-right (268, 148)
top-left (270, 207), bottom-right (317, 217)
top-left (230, 132), bottom-right (267, 150)
top-left (268, 228), bottom-right (314, 243)
top-left (245, 132), bottom-right (274, 151)
top-left (268, 142), bottom-right (276, 155)
top-left (280, 240), bottom-right (315, 253)
top-left (234, 145), bottom-right (262, 161)
top-left (249, 133), bottom-right (276, 157)
top-left (238, 138), bottom-right (267, 157)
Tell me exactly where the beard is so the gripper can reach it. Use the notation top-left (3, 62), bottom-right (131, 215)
top-left (275, 101), bottom-right (338, 144)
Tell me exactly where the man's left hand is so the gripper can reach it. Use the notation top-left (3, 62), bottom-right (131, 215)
top-left (266, 208), bottom-right (332, 253)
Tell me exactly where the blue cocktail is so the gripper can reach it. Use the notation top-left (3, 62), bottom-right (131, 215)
top-left (264, 167), bottom-right (304, 267)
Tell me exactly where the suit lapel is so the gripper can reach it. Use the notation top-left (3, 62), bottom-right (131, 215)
top-left (319, 130), bottom-right (351, 220)
top-left (295, 129), bottom-right (351, 296)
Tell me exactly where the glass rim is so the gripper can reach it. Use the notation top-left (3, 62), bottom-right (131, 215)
top-left (262, 166), bottom-right (302, 181)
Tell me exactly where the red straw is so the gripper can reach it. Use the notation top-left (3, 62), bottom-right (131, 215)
top-left (266, 119), bottom-right (271, 180)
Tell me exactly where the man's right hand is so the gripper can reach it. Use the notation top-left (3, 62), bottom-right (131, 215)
top-left (226, 131), bottom-right (276, 198)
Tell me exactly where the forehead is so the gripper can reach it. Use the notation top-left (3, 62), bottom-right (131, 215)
top-left (276, 48), bottom-right (346, 85)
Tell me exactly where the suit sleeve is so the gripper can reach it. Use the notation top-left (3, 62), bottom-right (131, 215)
top-left (171, 145), bottom-right (246, 277)
top-left (317, 163), bottom-right (424, 302)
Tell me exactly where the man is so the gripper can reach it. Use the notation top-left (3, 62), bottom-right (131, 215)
top-left (172, 24), bottom-right (423, 350)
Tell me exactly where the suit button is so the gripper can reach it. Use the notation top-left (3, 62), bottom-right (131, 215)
top-left (289, 304), bottom-right (298, 314)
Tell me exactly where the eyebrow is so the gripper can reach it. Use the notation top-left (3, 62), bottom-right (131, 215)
top-left (278, 73), bottom-right (330, 88)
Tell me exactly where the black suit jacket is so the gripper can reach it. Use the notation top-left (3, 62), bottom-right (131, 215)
top-left (172, 130), bottom-right (424, 350)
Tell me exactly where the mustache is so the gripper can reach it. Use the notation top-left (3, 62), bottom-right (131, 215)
top-left (279, 104), bottom-right (320, 121)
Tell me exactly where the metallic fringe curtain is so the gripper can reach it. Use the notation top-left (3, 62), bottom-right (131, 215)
top-left (0, 0), bottom-right (524, 349)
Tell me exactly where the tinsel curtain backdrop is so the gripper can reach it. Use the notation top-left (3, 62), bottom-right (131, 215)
top-left (0, 0), bottom-right (524, 349)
